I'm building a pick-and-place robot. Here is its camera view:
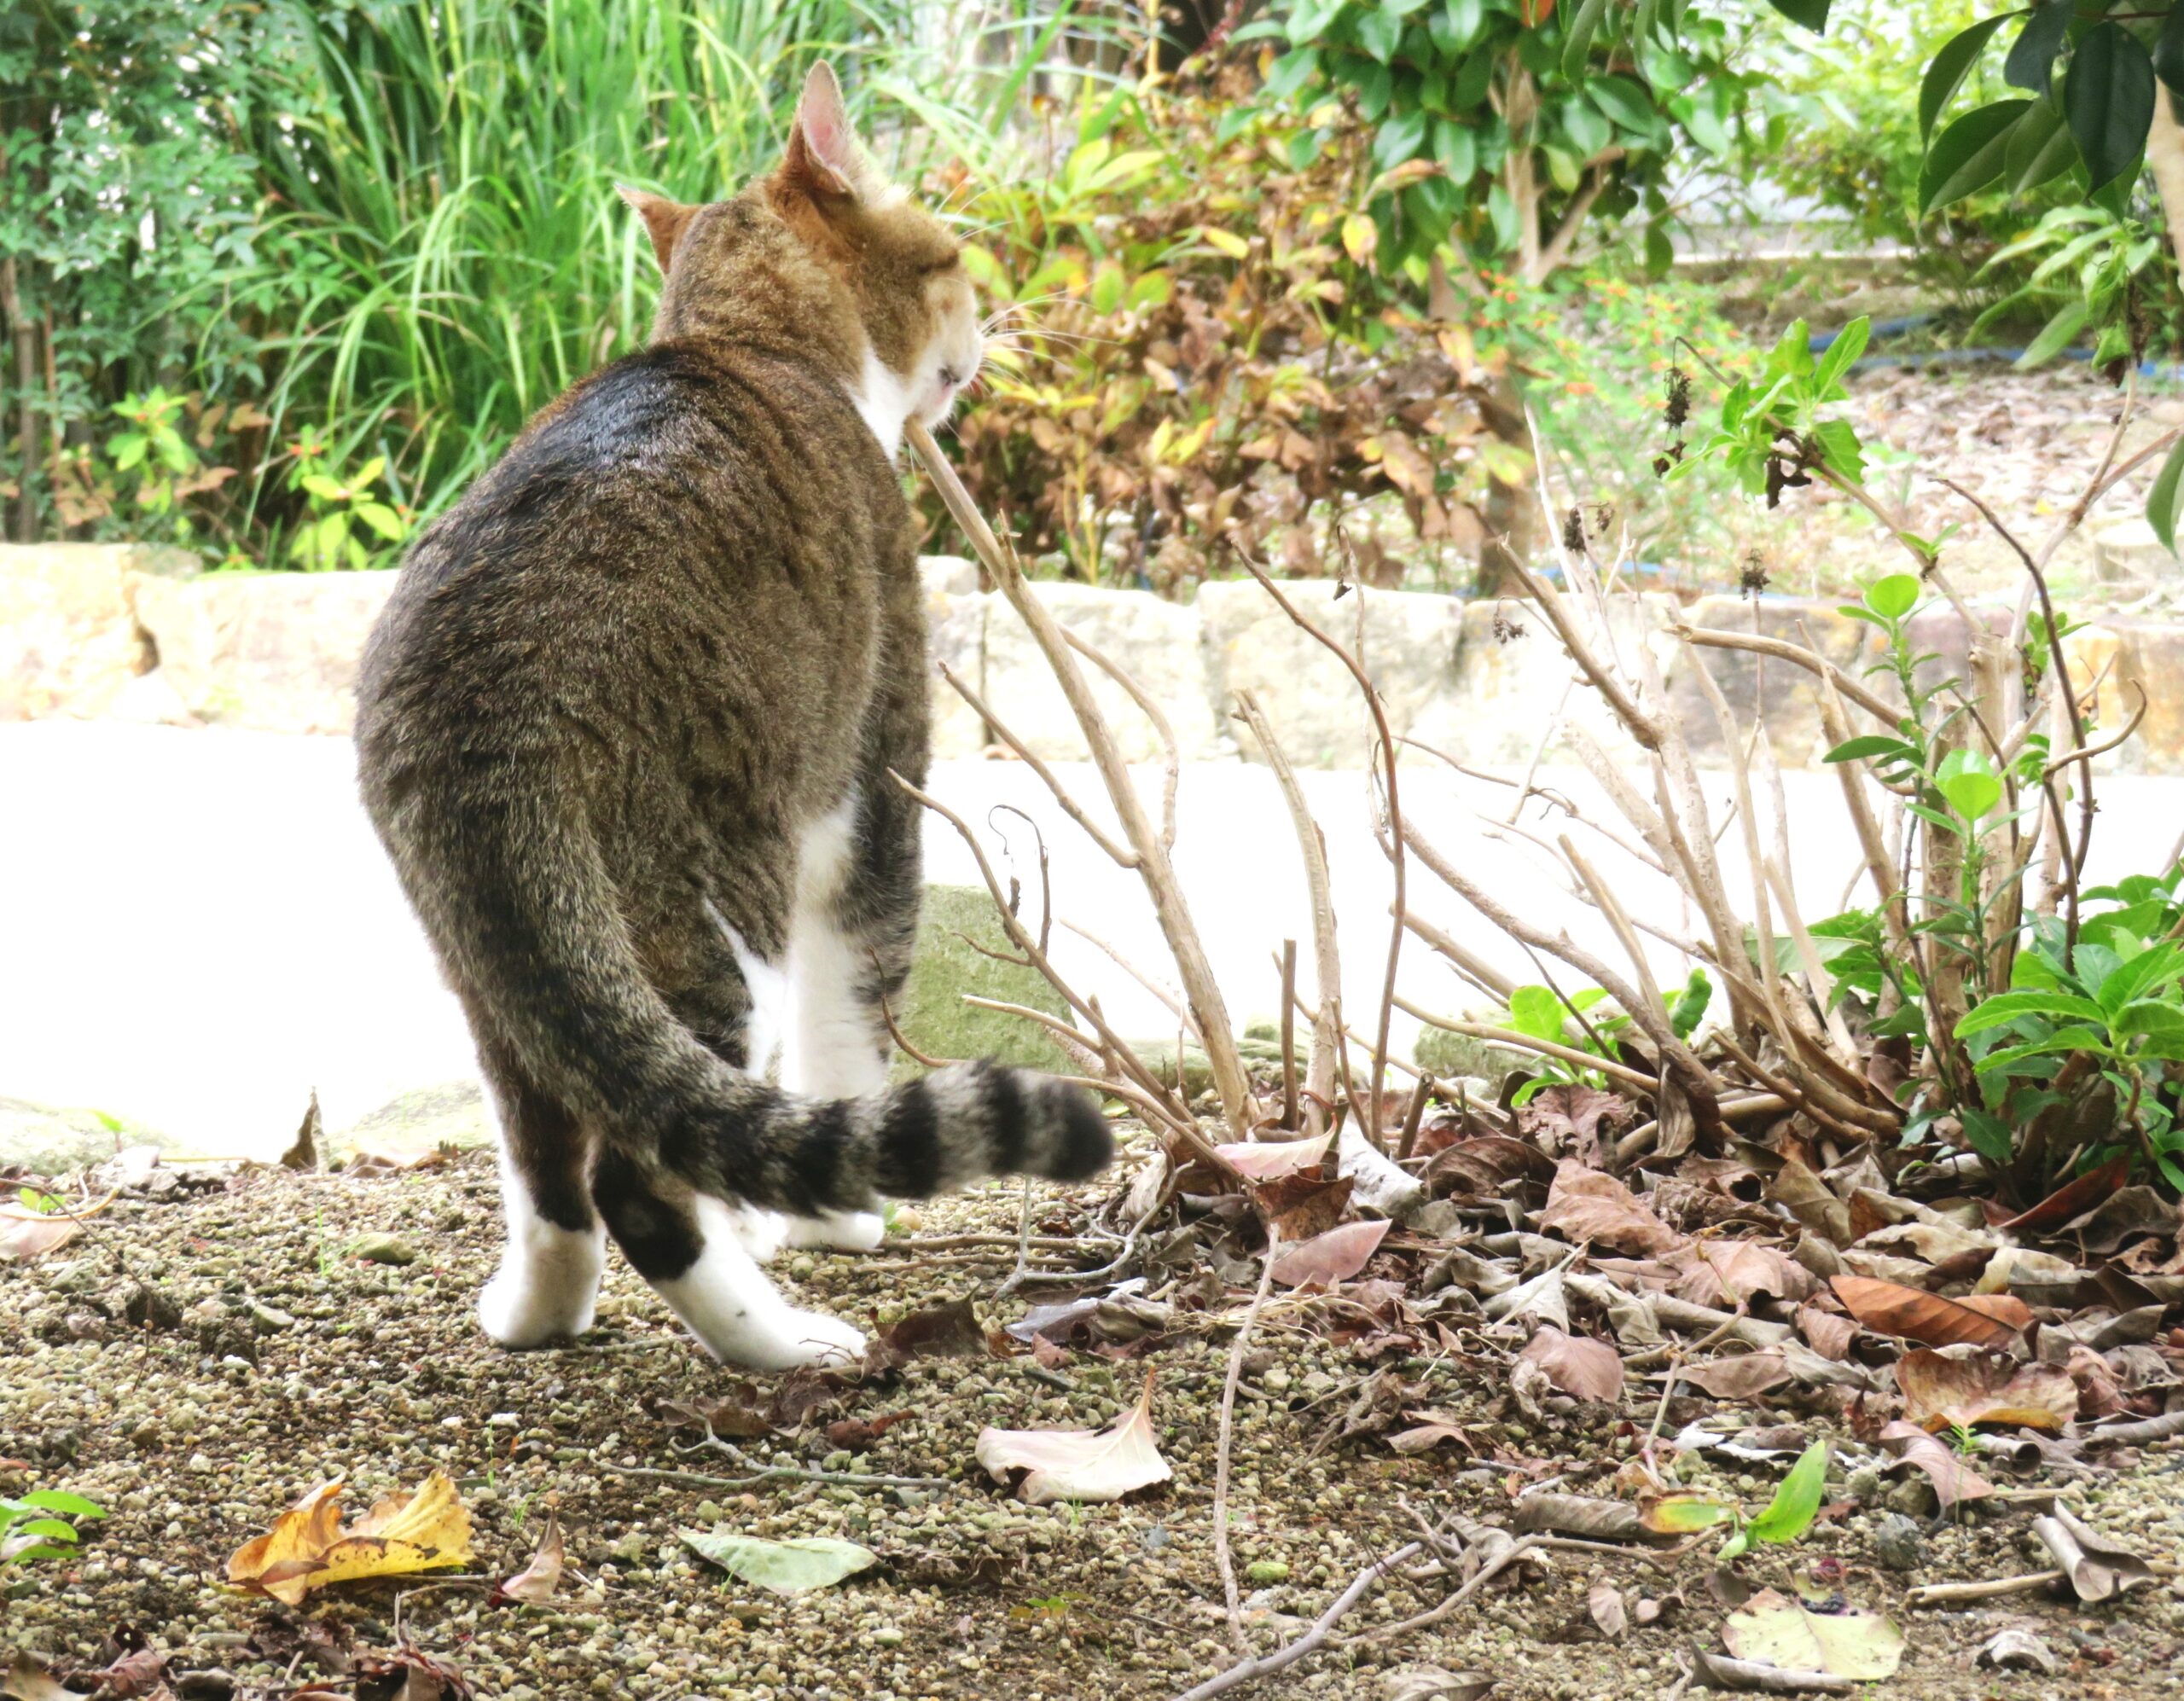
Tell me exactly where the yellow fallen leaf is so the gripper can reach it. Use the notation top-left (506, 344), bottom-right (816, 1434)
top-left (227, 1472), bottom-right (473, 1604)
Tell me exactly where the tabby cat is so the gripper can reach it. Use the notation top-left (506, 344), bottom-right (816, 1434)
top-left (355, 63), bottom-right (1111, 1369)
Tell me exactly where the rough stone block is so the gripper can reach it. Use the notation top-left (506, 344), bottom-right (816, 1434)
top-left (1199, 578), bottom-right (1458, 768)
top-left (1667, 595), bottom-right (1890, 766)
top-left (1443, 592), bottom-right (1679, 768)
top-left (0, 1096), bottom-right (178, 1176)
top-left (333, 1081), bottom-right (494, 1158)
top-left (983, 580), bottom-right (1228, 762)
top-left (2082, 619), bottom-right (2184, 775)
top-left (0, 542), bottom-right (198, 719)
top-left (923, 578), bottom-right (989, 761)
top-left (2091, 518), bottom-right (2181, 589)
top-left (131, 568), bottom-right (399, 734)
top-left (892, 885), bottom-right (1074, 1077)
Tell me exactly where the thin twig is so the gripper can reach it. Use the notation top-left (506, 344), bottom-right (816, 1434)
top-left (1279, 940), bottom-right (1300, 1133)
top-left (910, 419), bottom-right (1257, 1137)
top-left (1237, 562), bottom-right (1406, 1146)
top-left (1391, 1001), bottom-right (1659, 1095)
top-left (1235, 690), bottom-right (1340, 1134)
top-left (1173, 1541), bottom-right (1426, 1700)
top-left (600, 1460), bottom-right (949, 1492)
top-left (1215, 1231), bottom-right (1280, 1651)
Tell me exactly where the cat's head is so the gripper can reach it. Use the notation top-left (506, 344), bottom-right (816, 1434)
top-left (619, 63), bottom-right (981, 454)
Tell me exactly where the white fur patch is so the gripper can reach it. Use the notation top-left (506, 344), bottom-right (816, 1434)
top-left (782, 792), bottom-right (890, 1100)
top-left (851, 349), bottom-right (913, 458)
top-left (477, 1145), bottom-right (606, 1347)
top-left (653, 1193), bottom-right (868, 1368)
top-left (705, 899), bottom-right (787, 1078)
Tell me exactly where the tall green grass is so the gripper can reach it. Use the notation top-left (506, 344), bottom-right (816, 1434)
top-left (238, 0), bottom-right (1099, 525)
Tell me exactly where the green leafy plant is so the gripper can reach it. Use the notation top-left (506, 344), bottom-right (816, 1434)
top-left (282, 427), bottom-right (409, 572)
top-left (0, 1489), bottom-right (105, 1567)
top-left (1641, 1439), bottom-right (1829, 1564)
top-left (1955, 903), bottom-right (2184, 1190)
top-left (1718, 1439), bottom-right (1829, 1564)
top-left (1970, 201), bottom-right (2166, 373)
top-left (106, 388), bottom-right (239, 539)
top-left (1498, 983), bottom-right (1631, 1104)
top-left (1670, 316), bottom-right (1878, 522)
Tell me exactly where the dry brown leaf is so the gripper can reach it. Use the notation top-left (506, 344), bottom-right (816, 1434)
top-left (1588, 1580), bottom-right (1629, 1641)
top-left (1878, 1421), bottom-right (1995, 1509)
top-left (1999, 1155), bottom-right (2134, 1233)
top-left (1269, 1218), bottom-right (1389, 1287)
top-left (2065, 1344), bottom-right (2129, 1418)
top-left (1212, 1131), bottom-right (1332, 1180)
top-left (1538, 1161), bottom-right (1682, 1257)
top-left (1895, 1349), bottom-right (2077, 1432)
top-left (1677, 1352), bottom-right (1792, 1402)
top-left (868, 1298), bottom-right (989, 1367)
top-left (494, 1512), bottom-right (563, 1606)
top-left (0, 1215), bottom-right (79, 1262)
top-left (1423, 1135), bottom-right (1555, 1199)
top-left (1829, 1275), bottom-right (2030, 1350)
top-left (1258, 1174), bottom-right (1355, 1243)
top-left (1797, 1306), bottom-right (1856, 1361)
top-left (3, 1652), bottom-right (72, 1701)
top-left (975, 1370), bottom-right (1171, 1505)
top-left (2033, 1505), bottom-right (2156, 1602)
top-left (826, 1411), bottom-right (915, 1452)
top-left (226, 1472), bottom-right (473, 1605)
top-left (1769, 1157), bottom-right (1851, 1245)
top-left (1519, 1326), bottom-right (1625, 1402)
top-left (341, 1146), bottom-right (450, 1177)
top-left (1668, 1239), bottom-right (1815, 1307)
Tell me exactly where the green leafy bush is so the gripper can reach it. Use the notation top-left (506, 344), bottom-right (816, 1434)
top-left (0, 1489), bottom-right (105, 1567)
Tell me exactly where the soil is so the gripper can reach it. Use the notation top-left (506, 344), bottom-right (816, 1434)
top-left (4, 1141), bottom-right (2182, 1701)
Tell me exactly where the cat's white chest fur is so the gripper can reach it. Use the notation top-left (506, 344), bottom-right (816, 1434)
top-left (851, 349), bottom-right (913, 457)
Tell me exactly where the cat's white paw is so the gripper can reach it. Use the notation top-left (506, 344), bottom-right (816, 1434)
top-left (477, 1265), bottom-right (595, 1349)
top-left (763, 1308), bottom-right (868, 1369)
top-left (782, 1209), bottom-right (886, 1251)
top-left (732, 1205), bottom-right (793, 1263)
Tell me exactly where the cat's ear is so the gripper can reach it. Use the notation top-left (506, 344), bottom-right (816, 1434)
top-left (617, 186), bottom-right (697, 273)
top-left (781, 61), bottom-right (871, 202)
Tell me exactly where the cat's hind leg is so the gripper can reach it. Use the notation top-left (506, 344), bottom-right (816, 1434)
top-left (591, 1147), bottom-right (865, 1368)
top-left (778, 786), bottom-right (914, 1253)
top-left (475, 1038), bottom-right (606, 1347)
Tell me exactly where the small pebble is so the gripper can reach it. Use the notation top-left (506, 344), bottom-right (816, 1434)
top-left (1874, 1512), bottom-right (1926, 1571)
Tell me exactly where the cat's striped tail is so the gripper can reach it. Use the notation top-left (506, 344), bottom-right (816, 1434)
top-left (363, 763), bottom-right (1112, 1215)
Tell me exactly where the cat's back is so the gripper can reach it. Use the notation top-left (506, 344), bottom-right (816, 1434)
top-left (357, 339), bottom-right (906, 754)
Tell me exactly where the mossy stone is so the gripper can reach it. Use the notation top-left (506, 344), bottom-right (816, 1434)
top-left (892, 885), bottom-right (1073, 1077)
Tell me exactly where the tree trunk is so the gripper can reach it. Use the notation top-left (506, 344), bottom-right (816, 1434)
top-left (1428, 254), bottom-right (1540, 598)
top-left (0, 252), bottom-right (38, 544)
top-left (2147, 90), bottom-right (2184, 280)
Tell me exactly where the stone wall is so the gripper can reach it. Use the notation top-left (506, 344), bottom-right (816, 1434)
top-left (11, 541), bottom-right (2184, 773)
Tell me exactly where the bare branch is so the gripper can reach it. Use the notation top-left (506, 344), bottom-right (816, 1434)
top-left (1237, 561), bottom-right (1407, 1144)
top-left (938, 660), bottom-right (1138, 868)
top-left (910, 419), bottom-right (1257, 1136)
top-left (1234, 690), bottom-right (1340, 1134)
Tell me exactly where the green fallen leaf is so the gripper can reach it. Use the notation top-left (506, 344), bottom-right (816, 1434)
top-left (1722, 1439), bottom-right (1829, 1561)
top-left (678, 1529), bottom-right (879, 1596)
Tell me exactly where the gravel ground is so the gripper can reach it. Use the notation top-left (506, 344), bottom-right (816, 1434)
top-left (5, 1143), bottom-right (2184, 1701)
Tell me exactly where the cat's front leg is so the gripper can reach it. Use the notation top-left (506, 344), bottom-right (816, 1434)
top-left (478, 1146), bottom-right (607, 1347)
